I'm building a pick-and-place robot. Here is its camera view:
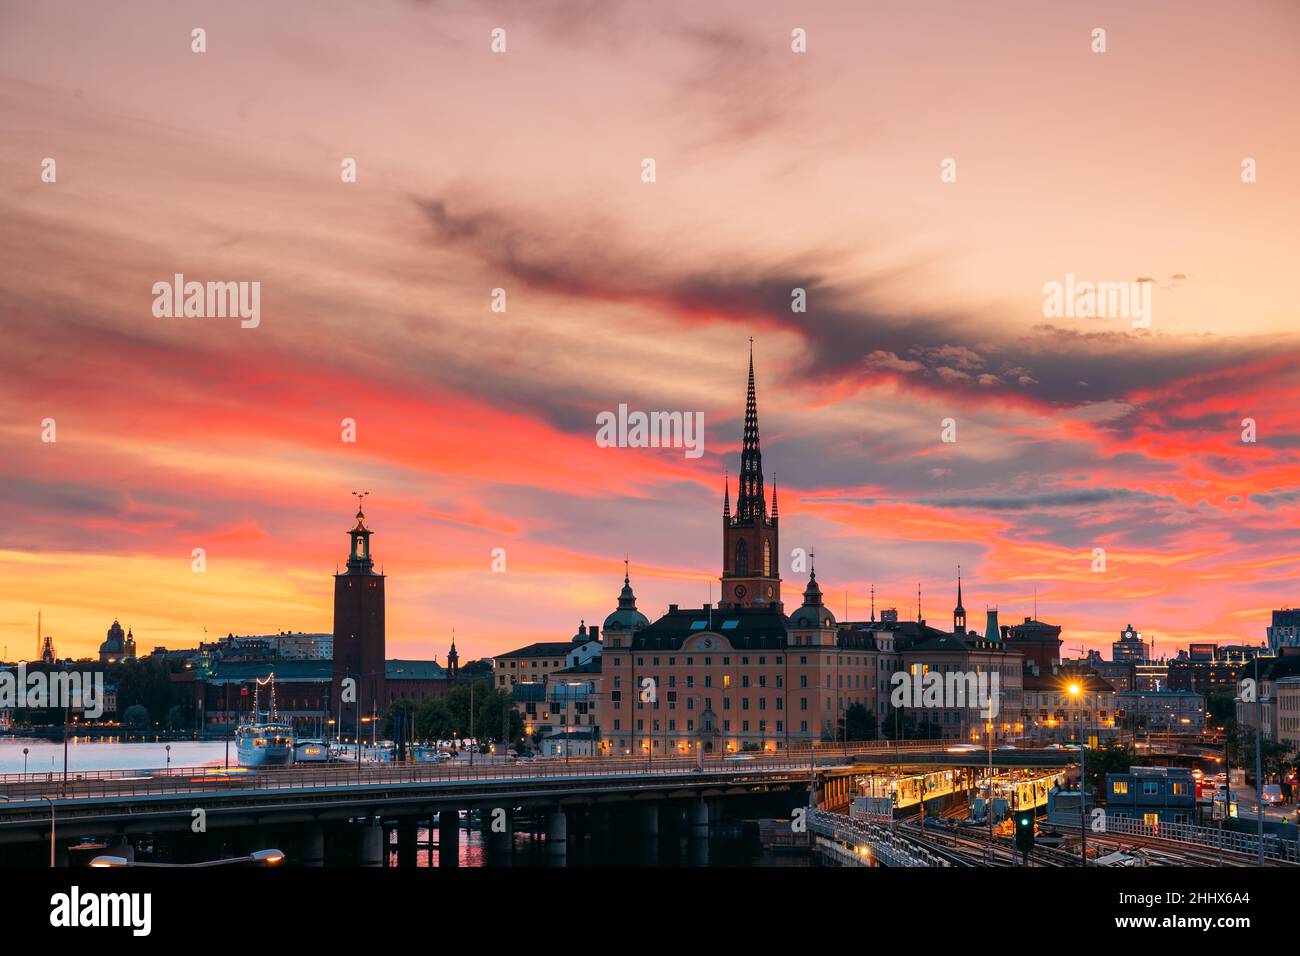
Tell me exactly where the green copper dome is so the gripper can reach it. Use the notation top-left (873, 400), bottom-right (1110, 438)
top-left (603, 572), bottom-right (649, 631)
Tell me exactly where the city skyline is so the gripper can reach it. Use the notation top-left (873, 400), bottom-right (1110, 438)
top-left (4, 1), bottom-right (1300, 661)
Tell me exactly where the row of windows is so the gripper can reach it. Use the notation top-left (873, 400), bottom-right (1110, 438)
top-left (631, 717), bottom-right (784, 734)
top-left (1112, 780), bottom-right (1191, 797)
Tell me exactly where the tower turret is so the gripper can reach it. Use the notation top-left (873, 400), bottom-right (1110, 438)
top-left (953, 566), bottom-right (967, 635)
top-left (721, 343), bottom-right (780, 609)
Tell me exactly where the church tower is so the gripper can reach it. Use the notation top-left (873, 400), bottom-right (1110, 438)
top-left (720, 345), bottom-right (780, 609)
top-left (447, 635), bottom-right (459, 685)
top-left (953, 566), bottom-right (967, 635)
top-left (331, 498), bottom-right (386, 732)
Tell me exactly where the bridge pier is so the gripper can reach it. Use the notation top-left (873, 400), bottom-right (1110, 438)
top-left (397, 818), bottom-right (418, 868)
top-left (484, 805), bottom-right (513, 865)
top-left (438, 810), bottom-right (460, 867)
top-left (545, 808), bottom-right (567, 863)
top-left (688, 798), bottom-right (709, 838)
top-left (638, 803), bottom-right (659, 838)
top-left (359, 819), bottom-right (383, 867)
top-left (301, 825), bottom-right (325, 867)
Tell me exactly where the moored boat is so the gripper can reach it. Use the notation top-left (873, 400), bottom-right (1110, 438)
top-left (236, 673), bottom-right (295, 768)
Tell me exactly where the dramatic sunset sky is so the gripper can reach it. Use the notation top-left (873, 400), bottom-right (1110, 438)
top-left (2, 0), bottom-right (1299, 663)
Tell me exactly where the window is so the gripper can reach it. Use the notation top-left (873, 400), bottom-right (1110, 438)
top-left (735, 539), bottom-right (748, 576)
top-left (763, 539), bottom-right (771, 577)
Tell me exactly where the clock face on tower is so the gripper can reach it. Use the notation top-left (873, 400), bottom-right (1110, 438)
top-left (734, 584), bottom-right (747, 599)
top-left (766, 585), bottom-right (774, 597)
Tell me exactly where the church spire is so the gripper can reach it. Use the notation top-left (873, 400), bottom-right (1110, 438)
top-left (735, 340), bottom-right (767, 522)
top-left (771, 477), bottom-right (779, 518)
top-left (953, 564), bottom-right (967, 634)
top-left (723, 472), bottom-right (731, 519)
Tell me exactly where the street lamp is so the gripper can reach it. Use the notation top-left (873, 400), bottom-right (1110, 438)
top-left (1067, 680), bottom-right (1090, 866)
top-left (90, 848), bottom-right (285, 868)
top-left (0, 794), bottom-right (56, 867)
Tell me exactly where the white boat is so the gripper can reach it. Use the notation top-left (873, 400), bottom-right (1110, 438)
top-left (236, 674), bottom-right (295, 768)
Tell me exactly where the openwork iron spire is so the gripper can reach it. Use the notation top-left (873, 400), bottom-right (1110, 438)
top-left (735, 341), bottom-right (767, 522)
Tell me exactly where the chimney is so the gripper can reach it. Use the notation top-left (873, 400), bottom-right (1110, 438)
top-left (984, 608), bottom-right (1000, 643)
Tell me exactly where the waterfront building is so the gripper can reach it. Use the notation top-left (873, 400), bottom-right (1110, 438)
top-left (1022, 667), bottom-right (1118, 743)
top-left (601, 351), bottom-right (1023, 754)
top-left (1063, 650), bottom-right (1135, 693)
top-left (1115, 689), bottom-right (1206, 734)
top-left (1234, 649), bottom-right (1300, 742)
top-left (1133, 660), bottom-right (1169, 692)
top-left (1267, 609), bottom-right (1300, 654)
top-left (1277, 675), bottom-right (1300, 750)
top-left (495, 628), bottom-right (602, 690)
top-left (331, 504), bottom-right (387, 734)
top-left (1167, 643), bottom-right (1262, 695)
top-left (98, 620), bottom-right (136, 663)
top-left (1105, 766), bottom-right (1195, 826)
top-left (1112, 624), bottom-right (1149, 664)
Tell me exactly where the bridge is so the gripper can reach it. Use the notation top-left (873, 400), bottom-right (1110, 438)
top-left (0, 740), bottom-right (1079, 866)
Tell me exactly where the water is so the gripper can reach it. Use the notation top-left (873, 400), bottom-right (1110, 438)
top-left (0, 737), bottom-right (230, 775)
top-left (387, 824), bottom-right (817, 868)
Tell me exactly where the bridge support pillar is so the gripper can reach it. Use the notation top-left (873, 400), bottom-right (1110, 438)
top-left (358, 819), bottom-right (383, 867)
top-left (485, 805), bottom-right (513, 865)
top-left (688, 798), bottom-right (709, 838)
top-left (397, 818), bottom-right (418, 868)
top-left (546, 809), bottom-right (567, 861)
top-left (438, 810), bottom-right (460, 867)
top-left (588, 805), bottom-right (611, 839)
top-left (638, 802), bottom-right (659, 838)
top-left (301, 825), bottom-right (325, 867)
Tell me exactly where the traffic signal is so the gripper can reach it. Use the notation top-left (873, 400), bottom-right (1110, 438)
top-left (1015, 813), bottom-right (1035, 861)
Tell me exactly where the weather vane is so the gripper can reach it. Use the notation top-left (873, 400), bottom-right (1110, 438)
top-left (352, 490), bottom-right (369, 511)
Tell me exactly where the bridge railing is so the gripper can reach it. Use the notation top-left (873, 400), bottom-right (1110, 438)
top-left (0, 750), bottom-right (826, 806)
top-left (0, 738), bottom-right (1066, 808)
top-left (1046, 810), bottom-right (1300, 863)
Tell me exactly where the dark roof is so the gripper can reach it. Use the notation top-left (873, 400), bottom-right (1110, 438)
top-left (385, 659), bottom-right (448, 680)
top-left (206, 661), bottom-right (332, 683)
top-left (633, 605), bottom-right (788, 651)
top-left (893, 623), bottom-right (1010, 654)
top-left (834, 624), bottom-right (881, 650)
top-left (555, 659), bottom-right (602, 675)
top-left (496, 642), bottom-right (580, 660)
top-left (1234, 654), bottom-right (1300, 682)
top-left (1007, 618), bottom-right (1062, 640)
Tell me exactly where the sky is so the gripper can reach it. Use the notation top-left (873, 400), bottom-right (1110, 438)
top-left (1, 0), bottom-right (1299, 663)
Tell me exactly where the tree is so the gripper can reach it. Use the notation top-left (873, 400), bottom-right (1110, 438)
top-left (382, 683), bottom-right (524, 751)
top-left (165, 704), bottom-right (188, 731)
top-left (114, 659), bottom-right (178, 724)
top-left (123, 704), bottom-right (150, 729)
top-left (1083, 742), bottom-right (1145, 796)
top-left (839, 703), bottom-right (878, 741)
